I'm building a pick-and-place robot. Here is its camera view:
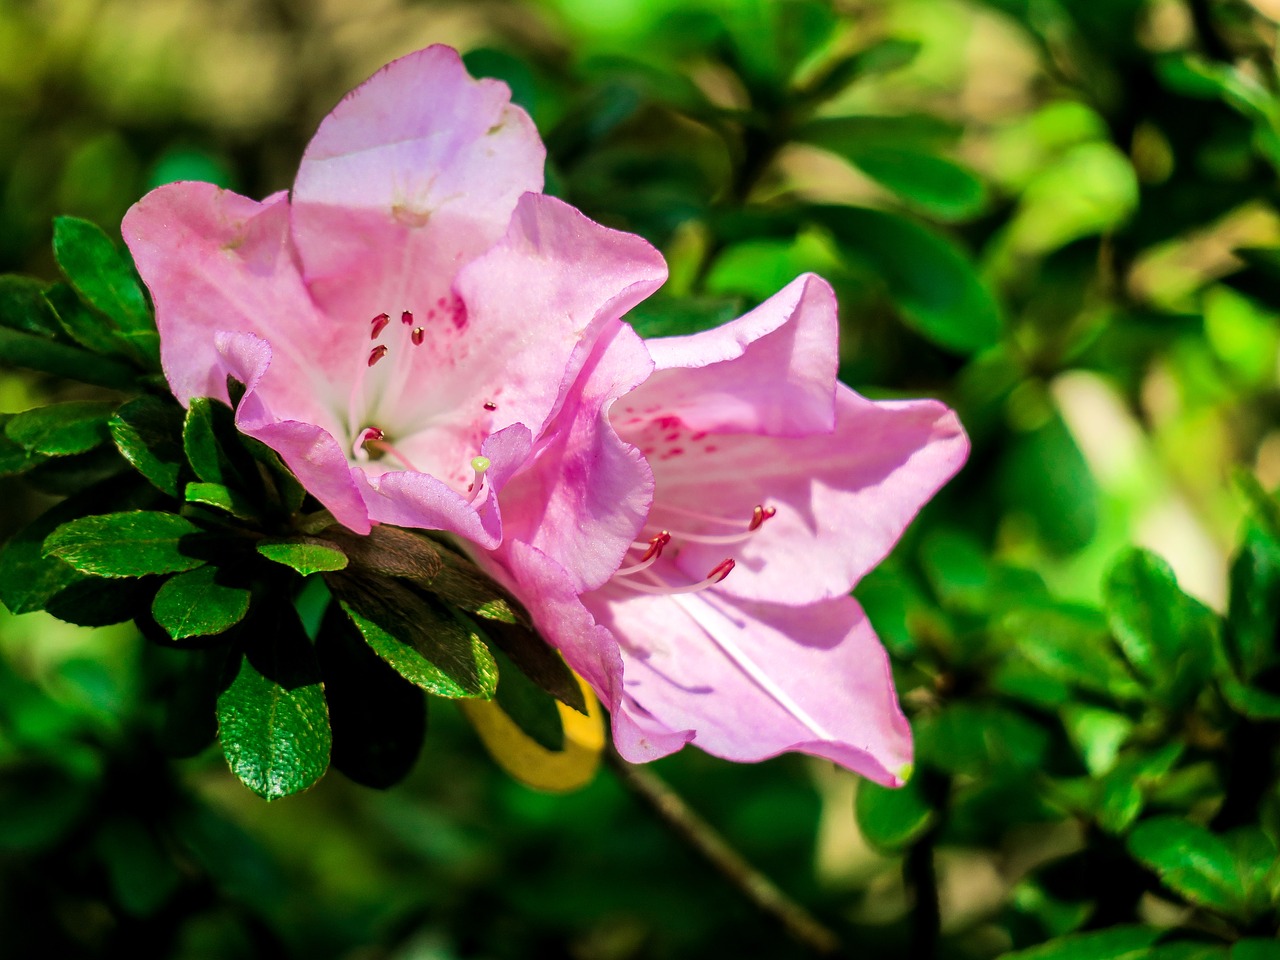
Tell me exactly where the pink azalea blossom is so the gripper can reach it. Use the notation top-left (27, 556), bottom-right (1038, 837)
top-left (493, 275), bottom-right (968, 786)
top-left (122, 46), bottom-right (665, 549)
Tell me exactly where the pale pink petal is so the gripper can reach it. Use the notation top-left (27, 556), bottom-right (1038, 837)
top-left (122, 182), bottom-right (342, 428)
top-left (498, 322), bottom-right (655, 593)
top-left (361, 423), bottom-right (532, 547)
top-left (632, 274), bottom-right (838, 437)
top-left (442, 193), bottom-right (667, 439)
top-left (215, 332), bottom-right (371, 533)
top-left (588, 589), bottom-right (913, 785)
top-left (640, 387), bottom-right (968, 605)
top-left (290, 45), bottom-right (544, 323)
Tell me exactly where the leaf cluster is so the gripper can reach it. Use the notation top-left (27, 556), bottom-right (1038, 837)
top-left (0, 223), bottom-right (582, 801)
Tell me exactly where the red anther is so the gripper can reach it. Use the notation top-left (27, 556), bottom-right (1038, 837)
top-left (639, 530), bottom-right (671, 563)
top-left (411, 326), bottom-right (425, 345)
top-left (367, 344), bottom-right (388, 366)
top-left (363, 427), bottom-right (386, 443)
top-left (707, 558), bottom-right (735, 583)
top-left (370, 312), bottom-right (390, 338)
top-left (748, 505), bottom-right (777, 532)
top-left (483, 401), bottom-right (497, 411)
top-left (400, 310), bottom-right (414, 325)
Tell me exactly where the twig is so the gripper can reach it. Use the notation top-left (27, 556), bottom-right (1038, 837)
top-left (605, 748), bottom-right (841, 956)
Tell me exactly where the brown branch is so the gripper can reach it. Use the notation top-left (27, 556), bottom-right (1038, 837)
top-left (605, 748), bottom-right (841, 956)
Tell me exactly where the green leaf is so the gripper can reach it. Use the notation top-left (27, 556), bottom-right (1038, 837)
top-left (316, 604), bottom-right (426, 789)
top-left (1060, 704), bottom-right (1133, 775)
top-left (108, 396), bottom-right (187, 497)
top-left (475, 615), bottom-right (588, 715)
top-left (1221, 677), bottom-right (1280, 719)
top-left (184, 481), bottom-right (259, 521)
top-left (490, 645), bottom-right (565, 752)
top-left (794, 114), bottom-right (959, 154)
top-left (44, 282), bottom-right (136, 361)
top-left (1104, 549), bottom-right (1219, 708)
top-left (1127, 817), bottom-right (1246, 917)
top-left (217, 614), bottom-right (331, 800)
top-left (855, 776), bottom-right (935, 851)
top-left (915, 703), bottom-right (1050, 775)
top-left (51, 216), bottom-right (158, 366)
top-left (152, 566), bottom-right (251, 640)
top-left (800, 40), bottom-right (923, 101)
top-left (0, 414), bottom-right (49, 477)
top-left (999, 926), bottom-right (1161, 960)
top-left (332, 583), bottom-right (497, 700)
top-left (1226, 523), bottom-right (1280, 680)
top-left (1231, 941), bottom-right (1280, 960)
top-left (828, 146), bottom-right (985, 221)
top-left (257, 538), bottom-right (348, 576)
top-left (0, 275), bottom-right (65, 338)
top-left (5, 400), bottom-right (115, 456)
top-left (43, 511), bottom-right (208, 578)
top-left (44, 576), bottom-right (148, 627)
top-left (0, 327), bottom-right (138, 389)
top-left (809, 205), bottom-right (1001, 353)
top-left (999, 412), bottom-right (1098, 554)
top-left (999, 603), bottom-right (1142, 702)
top-left (182, 397), bottom-right (258, 494)
top-left (1096, 744), bottom-right (1184, 835)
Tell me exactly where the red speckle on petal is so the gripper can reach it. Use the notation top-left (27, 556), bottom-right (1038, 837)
top-left (691, 431), bottom-right (708, 441)
top-left (705, 445), bottom-right (718, 453)
top-left (664, 432), bottom-right (680, 442)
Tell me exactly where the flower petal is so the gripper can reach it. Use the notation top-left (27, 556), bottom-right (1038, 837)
top-left (635, 273), bottom-right (839, 436)
top-left (215, 332), bottom-right (371, 533)
top-left (648, 387), bottom-right (968, 604)
top-left (499, 321), bottom-right (656, 592)
top-left (361, 423), bottom-right (532, 548)
top-left (447, 193), bottom-right (668, 441)
top-left (290, 45), bottom-right (544, 322)
top-left (589, 589), bottom-right (913, 784)
top-left (122, 182), bottom-right (341, 426)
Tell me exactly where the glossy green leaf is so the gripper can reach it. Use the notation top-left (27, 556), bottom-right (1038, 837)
top-left (183, 397), bottom-right (258, 494)
top-left (1096, 744), bottom-right (1184, 835)
top-left (800, 40), bottom-right (923, 101)
top-left (217, 616), bottom-right (331, 800)
top-left (152, 566), bottom-right (251, 640)
top-left (44, 282), bottom-right (135, 361)
top-left (0, 275), bottom-right (64, 338)
top-left (5, 400), bottom-right (115, 456)
top-left (999, 412), bottom-right (1098, 554)
top-left (810, 205), bottom-right (1001, 353)
top-left (51, 216), bottom-right (158, 366)
top-left (257, 538), bottom-right (348, 576)
top-left (0, 327), bottom-right (137, 389)
top-left (109, 396), bottom-right (187, 497)
top-left (1127, 817), bottom-right (1244, 916)
top-left (43, 511), bottom-right (208, 578)
top-left (184, 481), bottom-right (258, 521)
top-left (1104, 549), bottom-right (1219, 708)
top-left (854, 776), bottom-right (935, 851)
top-left (317, 605), bottom-right (426, 789)
top-left (337, 593), bottom-right (496, 701)
top-left (915, 703), bottom-right (1050, 775)
top-left (794, 114), bottom-right (959, 154)
top-left (835, 147), bottom-right (985, 221)
top-left (1000, 926), bottom-right (1161, 960)
top-left (0, 477), bottom-right (154, 614)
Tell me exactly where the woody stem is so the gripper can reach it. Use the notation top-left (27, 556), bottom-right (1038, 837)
top-left (604, 747), bottom-right (841, 956)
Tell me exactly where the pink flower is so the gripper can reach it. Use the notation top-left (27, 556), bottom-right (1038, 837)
top-left (494, 275), bottom-right (968, 785)
top-left (122, 46), bottom-right (665, 548)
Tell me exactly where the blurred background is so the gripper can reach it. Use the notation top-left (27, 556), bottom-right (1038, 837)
top-left (4, 0), bottom-right (1280, 957)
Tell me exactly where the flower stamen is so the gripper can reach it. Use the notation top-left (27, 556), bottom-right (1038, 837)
top-left (615, 531), bottom-right (671, 576)
top-left (617, 558), bottom-right (736, 595)
top-left (368, 344), bottom-right (388, 366)
top-left (411, 326), bottom-right (424, 345)
top-left (370, 312), bottom-right (390, 338)
top-left (401, 310), bottom-right (414, 325)
top-left (466, 455), bottom-right (491, 503)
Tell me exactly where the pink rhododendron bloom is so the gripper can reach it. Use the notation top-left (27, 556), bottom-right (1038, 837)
top-left (493, 275), bottom-right (968, 786)
top-left (122, 46), bottom-right (664, 549)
